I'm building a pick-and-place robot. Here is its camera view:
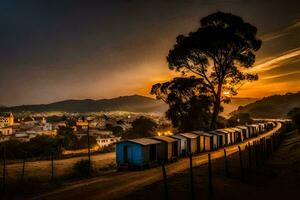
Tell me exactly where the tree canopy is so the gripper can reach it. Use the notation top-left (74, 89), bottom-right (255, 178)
top-left (153, 11), bottom-right (261, 129)
top-left (288, 107), bottom-right (300, 130)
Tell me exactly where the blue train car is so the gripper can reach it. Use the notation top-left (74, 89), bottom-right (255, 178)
top-left (116, 138), bottom-right (161, 169)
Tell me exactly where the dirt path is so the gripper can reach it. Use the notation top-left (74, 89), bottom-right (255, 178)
top-left (30, 123), bottom-right (282, 200)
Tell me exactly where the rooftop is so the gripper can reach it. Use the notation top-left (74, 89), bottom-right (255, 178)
top-left (152, 136), bottom-right (177, 143)
top-left (127, 138), bottom-right (161, 146)
top-left (180, 132), bottom-right (199, 139)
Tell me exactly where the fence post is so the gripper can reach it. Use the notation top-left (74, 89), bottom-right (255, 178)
top-left (21, 152), bottom-right (26, 181)
top-left (270, 135), bottom-right (274, 154)
top-left (223, 148), bottom-right (229, 177)
top-left (238, 146), bottom-right (244, 181)
top-left (254, 141), bottom-right (259, 168)
top-left (248, 142), bottom-right (252, 172)
top-left (189, 153), bottom-right (195, 200)
top-left (208, 153), bottom-right (213, 195)
top-left (51, 151), bottom-right (54, 181)
top-left (161, 162), bottom-right (169, 200)
top-left (2, 145), bottom-right (6, 194)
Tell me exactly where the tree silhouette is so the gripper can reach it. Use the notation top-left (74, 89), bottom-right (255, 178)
top-left (151, 76), bottom-right (212, 131)
top-left (165, 11), bottom-right (261, 129)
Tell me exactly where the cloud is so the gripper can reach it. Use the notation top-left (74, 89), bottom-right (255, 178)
top-left (262, 70), bottom-right (300, 80)
top-left (260, 19), bottom-right (300, 42)
top-left (249, 47), bottom-right (300, 72)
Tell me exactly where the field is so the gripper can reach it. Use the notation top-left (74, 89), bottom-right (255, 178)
top-left (2, 152), bottom-right (116, 182)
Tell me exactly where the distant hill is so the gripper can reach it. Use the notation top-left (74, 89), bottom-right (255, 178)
top-left (221, 97), bottom-right (258, 117)
top-left (0, 95), bottom-right (168, 113)
top-left (233, 92), bottom-right (300, 118)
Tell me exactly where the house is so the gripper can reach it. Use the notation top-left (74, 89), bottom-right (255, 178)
top-left (0, 113), bottom-right (14, 128)
top-left (76, 119), bottom-right (89, 129)
top-left (180, 133), bottom-right (199, 154)
top-left (96, 136), bottom-right (121, 149)
top-left (116, 138), bottom-right (161, 168)
top-left (152, 136), bottom-right (179, 161)
top-left (0, 127), bottom-right (13, 136)
top-left (170, 134), bottom-right (187, 156)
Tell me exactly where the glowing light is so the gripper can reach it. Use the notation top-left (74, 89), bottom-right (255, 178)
top-left (157, 130), bottom-right (173, 136)
top-left (223, 91), bottom-right (230, 97)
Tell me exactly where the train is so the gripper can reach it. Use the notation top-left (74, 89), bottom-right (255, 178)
top-left (116, 121), bottom-right (276, 169)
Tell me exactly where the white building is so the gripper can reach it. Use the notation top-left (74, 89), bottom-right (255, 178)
top-left (0, 113), bottom-right (14, 128)
top-left (96, 136), bottom-right (121, 149)
top-left (0, 127), bottom-right (13, 136)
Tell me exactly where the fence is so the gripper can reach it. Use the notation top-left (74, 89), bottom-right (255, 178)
top-left (0, 149), bottom-right (116, 197)
top-left (158, 122), bottom-right (287, 200)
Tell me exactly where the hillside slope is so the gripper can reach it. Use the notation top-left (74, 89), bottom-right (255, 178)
top-left (0, 95), bottom-right (168, 113)
top-left (234, 92), bottom-right (300, 118)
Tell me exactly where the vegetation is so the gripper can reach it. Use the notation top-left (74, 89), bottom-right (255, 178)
top-left (1, 135), bottom-right (62, 159)
top-left (122, 116), bottom-right (157, 139)
top-left (152, 77), bottom-right (212, 131)
top-left (227, 113), bottom-right (253, 127)
top-left (77, 135), bottom-right (97, 149)
top-left (106, 124), bottom-right (124, 136)
top-left (72, 159), bottom-right (92, 177)
top-left (57, 127), bottom-right (78, 150)
top-left (152, 11), bottom-right (261, 130)
top-left (288, 107), bottom-right (300, 130)
top-left (235, 92), bottom-right (300, 118)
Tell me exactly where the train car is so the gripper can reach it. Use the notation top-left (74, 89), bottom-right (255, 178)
top-left (258, 123), bottom-right (266, 133)
top-left (266, 122), bottom-right (275, 131)
top-left (230, 127), bottom-right (244, 141)
top-left (152, 136), bottom-right (179, 161)
top-left (180, 133), bottom-right (199, 154)
top-left (236, 126), bottom-right (249, 139)
top-left (248, 124), bottom-right (260, 136)
top-left (193, 131), bottom-right (217, 151)
top-left (245, 125), bottom-right (255, 137)
top-left (215, 129), bottom-right (232, 145)
top-left (223, 128), bottom-right (237, 144)
top-left (169, 134), bottom-right (188, 156)
top-left (116, 138), bottom-right (161, 168)
top-left (209, 131), bottom-right (225, 148)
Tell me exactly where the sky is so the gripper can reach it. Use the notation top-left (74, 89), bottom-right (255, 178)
top-left (0, 0), bottom-right (299, 106)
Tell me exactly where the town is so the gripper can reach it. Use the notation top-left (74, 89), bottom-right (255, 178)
top-left (0, 111), bottom-right (171, 154)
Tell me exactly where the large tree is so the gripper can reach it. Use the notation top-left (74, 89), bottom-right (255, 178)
top-left (151, 76), bottom-right (213, 131)
top-left (165, 12), bottom-right (261, 129)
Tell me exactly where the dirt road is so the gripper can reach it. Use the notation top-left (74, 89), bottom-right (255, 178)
top-left (32, 122), bottom-right (282, 200)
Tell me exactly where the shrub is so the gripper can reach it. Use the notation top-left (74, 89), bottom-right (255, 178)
top-left (73, 159), bottom-right (92, 177)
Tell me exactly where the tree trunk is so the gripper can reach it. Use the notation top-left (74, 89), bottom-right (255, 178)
top-left (210, 84), bottom-right (222, 130)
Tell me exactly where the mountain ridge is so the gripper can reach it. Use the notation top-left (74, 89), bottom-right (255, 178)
top-left (0, 95), bottom-right (167, 113)
top-left (233, 92), bottom-right (300, 118)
